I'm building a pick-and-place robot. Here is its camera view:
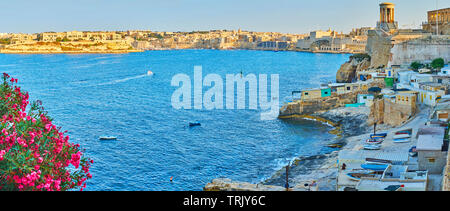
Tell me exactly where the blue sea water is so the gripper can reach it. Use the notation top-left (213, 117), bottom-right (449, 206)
top-left (0, 50), bottom-right (350, 191)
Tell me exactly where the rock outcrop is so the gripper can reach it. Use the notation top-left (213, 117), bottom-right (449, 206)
top-left (336, 57), bottom-right (371, 83)
top-left (203, 178), bottom-right (318, 191)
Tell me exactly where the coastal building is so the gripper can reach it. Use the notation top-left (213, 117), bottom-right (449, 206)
top-left (422, 7), bottom-right (450, 35)
top-left (430, 96), bottom-right (450, 122)
top-left (296, 29), bottom-right (367, 53)
top-left (416, 127), bottom-right (448, 174)
top-left (10, 33), bottom-right (36, 44)
top-left (357, 94), bottom-right (375, 107)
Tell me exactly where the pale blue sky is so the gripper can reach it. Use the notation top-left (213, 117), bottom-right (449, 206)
top-left (1, 0), bottom-right (448, 34)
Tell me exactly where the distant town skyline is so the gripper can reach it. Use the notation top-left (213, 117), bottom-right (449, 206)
top-left (1, 0), bottom-right (447, 34)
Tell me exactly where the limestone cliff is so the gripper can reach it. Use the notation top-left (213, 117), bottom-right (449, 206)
top-left (336, 56), bottom-right (370, 83)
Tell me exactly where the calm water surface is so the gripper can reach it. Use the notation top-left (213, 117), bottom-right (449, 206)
top-left (0, 50), bottom-right (349, 190)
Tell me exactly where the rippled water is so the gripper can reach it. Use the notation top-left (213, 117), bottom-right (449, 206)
top-left (0, 50), bottom-right (350, 190)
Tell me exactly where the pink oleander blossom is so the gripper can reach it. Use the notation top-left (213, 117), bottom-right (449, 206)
top-left (0, 73), bottom-right (93, 191)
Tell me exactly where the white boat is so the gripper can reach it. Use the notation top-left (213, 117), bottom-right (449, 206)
top-left (393, 138), bottom-right (411, 143)
top-left (364, 144), bottom-right (381, 150)
top-left (147, 70), bottom-right (154, 76)
top-left (365, 138), bottom-right (383, 145)
top-left (393, 134), bottom-right (411, 139)
top-left (99, 136), bottom-right (117, 141)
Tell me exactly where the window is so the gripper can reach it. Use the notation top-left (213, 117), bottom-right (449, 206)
top-left (304, 92), bottom-right (309, 96)
top-left (347, 87), bottom-right (351, 91)
top-left (427, 158), bottom-right (436, 163)
top-left (324, 92), bottom-right (328, 95)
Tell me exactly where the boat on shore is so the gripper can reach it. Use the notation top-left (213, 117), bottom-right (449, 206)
top-left (393, 133), bottom-right (411, 139)
top-left (365, 138), bottom-right (383, 144)
top-left (361, 163), bottom-right (389, 171)
top-left (346, 172), bottom-right (377, 181)
top-left (370, 133), bottom-right (387, 139)
top-left (363, 144), bottom-right (382, 150)
top-left (393, 138), bottom-right (411, 143)
top-left (395, 129), bottom-right (412, 135)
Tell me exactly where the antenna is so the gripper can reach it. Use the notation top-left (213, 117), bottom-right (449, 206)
top-left (436, 0), bottom-right (439, 35)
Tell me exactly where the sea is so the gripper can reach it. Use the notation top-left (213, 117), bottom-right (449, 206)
top-left (0, 50), bottom-right (350, 190)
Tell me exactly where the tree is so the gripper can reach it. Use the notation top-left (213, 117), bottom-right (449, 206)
top-left (431, 58), bottom-right (445, 70)
top-left (410, 61), bottom-right (423, 71)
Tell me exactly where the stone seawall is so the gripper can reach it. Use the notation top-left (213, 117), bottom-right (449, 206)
top-left (204, 178), bottom-right (318, 191)
top-left (388, 35), bottom-right (450, 67)
top-left (279, 91), bottom-right (367, 118)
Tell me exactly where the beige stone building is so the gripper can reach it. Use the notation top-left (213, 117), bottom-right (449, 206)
top-left (423, 7), bottom-right (450, 35)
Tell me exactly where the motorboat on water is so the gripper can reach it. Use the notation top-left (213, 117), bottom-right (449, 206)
top-left (189, 122), bottom-right (201, 127)
top-left (147, 70), bottom-right (154, 76)
top-left (99, 136), bottom-right (117, 141)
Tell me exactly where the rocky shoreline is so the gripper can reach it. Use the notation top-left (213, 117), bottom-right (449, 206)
top-left (204, 106), bottom-right (374, 191)
top-left (262, 107), bottom-right (372, 190)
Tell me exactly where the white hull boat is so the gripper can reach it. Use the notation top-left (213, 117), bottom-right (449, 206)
top-left (393, 134), bottom-right (411, 139)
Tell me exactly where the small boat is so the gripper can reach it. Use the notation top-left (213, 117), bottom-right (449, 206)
top-left (393, 134), bottom-right (411, 139)
top-left (189, 122), bottom-right (201, 127)
top-left (395, 129), bottom-right (412, 135)
top-left (393, 138), bottom-right (411, 143)
top-left (370, 133), bottom-right (387, 139)
top-left (147, 70), bottom-right (154, 76)
top-left (327, 143), bottom-right (344, 148)
top-left (361, 163), bottom-right (389, 171)
top-left (365, 139), bottom-right (383, 145)
top-left (99, 136), bottom-right (117, 141)
top-left (363, 144), bottom-right (382, 150)
top-left (346, 172), bottom-right (377, 181)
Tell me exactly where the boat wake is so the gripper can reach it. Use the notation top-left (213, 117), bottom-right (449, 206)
top-left (96, 74), bottom-right (150, 86)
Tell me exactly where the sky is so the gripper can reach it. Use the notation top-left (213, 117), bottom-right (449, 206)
top-left (1, 0), bottom-right (448, 34)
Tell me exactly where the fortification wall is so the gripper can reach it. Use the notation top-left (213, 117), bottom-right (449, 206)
top-left (388, 35), bottom-right (450, 66)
